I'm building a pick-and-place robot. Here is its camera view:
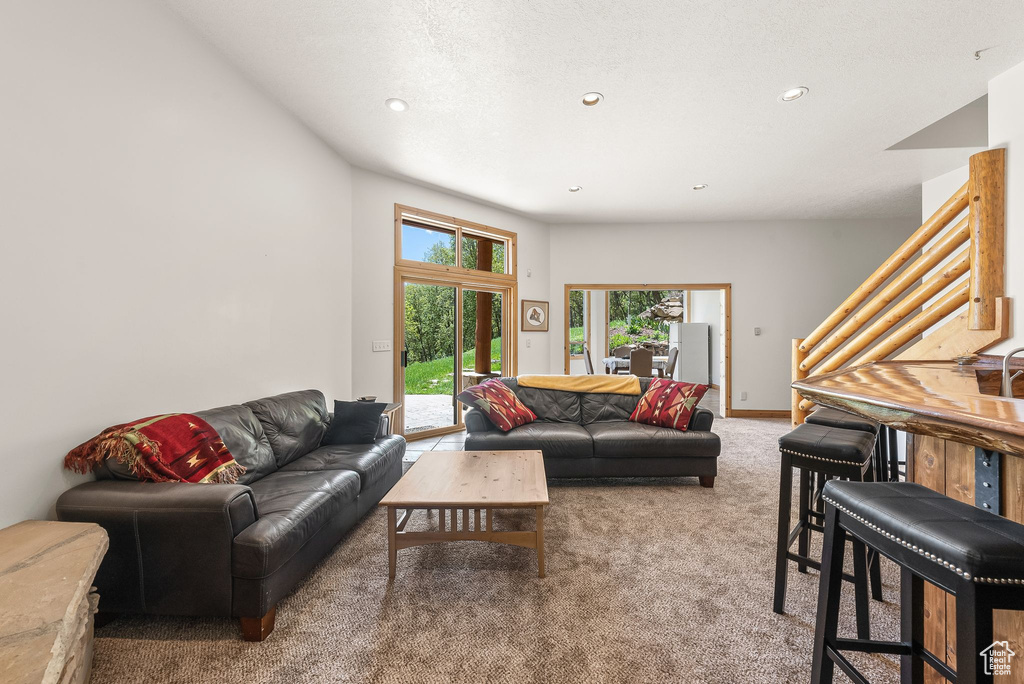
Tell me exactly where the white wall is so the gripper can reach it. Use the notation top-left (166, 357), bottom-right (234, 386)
top-left (349, 169), bottom-right (551, 401)
top-left (548, 219), bottom-right (917, 410)
top-left (0, 0), bottom-right (355, 528)
top-left (688, 290), bottom-right (724, 388)
top-left (989, 59), bottom-right (1024, 352)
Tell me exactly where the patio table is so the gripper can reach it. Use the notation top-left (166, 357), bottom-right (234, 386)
top-left (601, 356), bottom-right (669, 375)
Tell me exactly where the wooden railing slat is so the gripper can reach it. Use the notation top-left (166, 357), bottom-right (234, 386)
top-left (799, 182), bottom-right (968, 353)
top-left (809, 249), bottom-right (971, 377)
top-left (852, 282), bottom-right (971, 366)
top-left (799, 217), bottom-right (969, 373)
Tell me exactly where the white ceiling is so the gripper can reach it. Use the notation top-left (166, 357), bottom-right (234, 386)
top-left (162, 0), bottom-right (1024, 223)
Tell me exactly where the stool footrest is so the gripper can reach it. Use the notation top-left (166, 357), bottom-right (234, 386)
top-left (832, 638), bottom-right (910, 655)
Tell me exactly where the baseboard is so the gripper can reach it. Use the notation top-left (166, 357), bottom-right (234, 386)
top-left (709, 383), bottom-right (720, 390)
top-left (727, 409), bottom-right (790, 418)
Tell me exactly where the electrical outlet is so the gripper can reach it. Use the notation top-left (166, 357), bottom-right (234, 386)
top-left (372, 340), bottom-right (391, 352)
top-left (526, 339), bottom-right (532, 348)
top-left (754, 327), bottom-right (762, 336)
top-left (741, 391), bottom-right (748, 401)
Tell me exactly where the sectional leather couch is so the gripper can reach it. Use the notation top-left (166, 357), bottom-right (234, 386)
top-left (464, 378), bottom-right (720, 484)
top-left (56, 390), bottom-right (404, 641)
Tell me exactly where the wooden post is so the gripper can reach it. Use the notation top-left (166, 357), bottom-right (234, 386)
top-left (475, 239), bottom-right (494, 373)
top-left (968, 148), bottom-right (1005, 331)
top-left (792, 338), bottom-right (809, 426)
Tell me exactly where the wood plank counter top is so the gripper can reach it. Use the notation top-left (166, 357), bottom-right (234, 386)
top-left (792, 356), bottom-right (1024, 457)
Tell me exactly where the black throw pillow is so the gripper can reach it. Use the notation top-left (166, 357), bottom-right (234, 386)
top-left (323, 401), bottom-right (386, 445)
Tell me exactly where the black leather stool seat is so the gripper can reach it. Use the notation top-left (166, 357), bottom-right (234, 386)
top-left (779, 423), bottom-right (875, 467)
top-left (805, 407), bottom-right (879, 435)
top-left (822, 481), bottom-right (1024, 584)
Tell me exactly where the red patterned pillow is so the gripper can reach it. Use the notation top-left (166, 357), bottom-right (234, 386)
top-left (457, 379), bottom-right (537, 432)
top-left (629, 378), bottom-right (709, 431)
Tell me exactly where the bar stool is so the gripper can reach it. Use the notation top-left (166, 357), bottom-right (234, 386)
top-left (773, 423), bottom-right (881, 638)
top-left (812, 481), bottom-right (1024, 684)
top-left (805, 407), bottom-right (892, 483)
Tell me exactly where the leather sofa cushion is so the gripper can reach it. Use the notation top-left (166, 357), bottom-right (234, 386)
top-left (465, 422), bottom-right (593, 458)
top-left (245, 390), bottom-right (329, 467)
top-left (195, 404), bottom-right (276, 484)
top-left (586, 422), bottom-right (721, 459)
top-left (506, 384), bottom-right (582, 424)
top-left (280, 435), bottom-right (406, 492)
top-left (233, 469), bottom-right (359, 578)
top-left (581, 392), bottom-right (642, 424)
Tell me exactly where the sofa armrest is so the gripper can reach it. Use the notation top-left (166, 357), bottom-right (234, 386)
top-left (56, 480), bottom-right (257, 616)
top-left (464, 408), bottom-right (498, 433)
top-left (689, 407), bottom-right (715, 432)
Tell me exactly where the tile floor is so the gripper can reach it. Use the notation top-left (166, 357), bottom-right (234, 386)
top-left (402, 431), bottom-right (467, 463)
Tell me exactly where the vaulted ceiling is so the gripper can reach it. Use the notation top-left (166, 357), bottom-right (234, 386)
top-left (163, 0), bottom-right (1024, 222)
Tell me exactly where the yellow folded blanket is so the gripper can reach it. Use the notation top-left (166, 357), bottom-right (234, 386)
top-left (516, 374), bottom-right (641, 395)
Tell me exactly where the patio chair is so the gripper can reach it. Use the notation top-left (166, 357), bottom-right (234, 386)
top-left (610, 344), bottom-right (632, 374)
top-left (582, 344), bottom-right (595, 375)
top-left (629, 348), bottom-right (654, 377)
top-left (657, 347), bottom-right (679, 379)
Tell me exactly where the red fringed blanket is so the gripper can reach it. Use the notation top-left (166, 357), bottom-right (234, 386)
top-left (64, 413), bottom-right (245, 484)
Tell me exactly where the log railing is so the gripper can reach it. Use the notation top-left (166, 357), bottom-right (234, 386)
top-left (792, 148), bottom-right (1008, 424)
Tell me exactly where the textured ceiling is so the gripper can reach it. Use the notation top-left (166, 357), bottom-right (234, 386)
top-left (162, 0), bottom-right (1024, 223)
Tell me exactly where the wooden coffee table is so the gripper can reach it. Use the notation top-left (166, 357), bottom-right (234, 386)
top-left (379, 450), bottom-right (549, 578)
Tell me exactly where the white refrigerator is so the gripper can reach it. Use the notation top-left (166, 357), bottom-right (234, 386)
top-left (670, 322), bottom-right (711, 384)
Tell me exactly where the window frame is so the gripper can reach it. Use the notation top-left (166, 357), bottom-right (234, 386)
top-left (567, 290), bottom-right (591, 360)
top-left (395, 204), bottom-right (517, 283)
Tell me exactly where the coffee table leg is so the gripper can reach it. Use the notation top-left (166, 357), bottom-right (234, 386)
top-left (536, 504), bottom-right (545, 578)
top-left (387, 506), bottom-right (397, 579)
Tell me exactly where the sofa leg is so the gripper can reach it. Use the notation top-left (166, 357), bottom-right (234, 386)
top-left (240, 606), bottom-right (276, 642)
top-left (699, 476), bottom-right (715, 488)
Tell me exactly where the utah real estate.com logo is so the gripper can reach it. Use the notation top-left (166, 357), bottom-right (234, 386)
top-left (981, 641), bottom-right (1016, 676)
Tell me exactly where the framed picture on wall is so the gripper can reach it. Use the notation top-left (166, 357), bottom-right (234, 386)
top-left (521, 299), bottom-right (549, 332)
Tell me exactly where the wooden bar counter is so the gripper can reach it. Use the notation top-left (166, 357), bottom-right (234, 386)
top-left (794, 356), bottom-right (1024, 684)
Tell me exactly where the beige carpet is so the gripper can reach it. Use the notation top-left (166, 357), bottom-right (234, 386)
top-left (91, 418), bottom-right (901, 683)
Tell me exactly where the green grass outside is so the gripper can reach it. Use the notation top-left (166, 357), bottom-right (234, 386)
top-left (405, 337), bottom-right (503, 395)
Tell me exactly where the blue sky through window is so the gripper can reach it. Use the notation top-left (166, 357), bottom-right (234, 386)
top-left (402, 223), bottom-right (455, 264)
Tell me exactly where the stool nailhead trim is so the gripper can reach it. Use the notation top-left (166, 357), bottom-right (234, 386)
top-left (822, 496), bottom-right (1024, 585)
top-left (781, 448), bottom-right (871, 466)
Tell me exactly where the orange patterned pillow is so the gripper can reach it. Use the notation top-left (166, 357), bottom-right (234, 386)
top-left (629, 378), bottom-right (709, 431)
top-left (457, 379), bottom-right (537, 432)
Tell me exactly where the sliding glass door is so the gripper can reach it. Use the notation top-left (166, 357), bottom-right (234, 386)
top-left (397, 276), bottom-right (512, 438)
top-left (401, 281), bottom-right (458, 435)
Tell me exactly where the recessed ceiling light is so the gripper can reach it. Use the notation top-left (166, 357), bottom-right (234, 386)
top-left (385, 98), bottom-right (409, 112)
top-left (581, 92), bottom-right (603, 107)
top-left (692, 184), bottom-right (708, 190)
top-left (779, 86), bottom-right (809, 102)
top-left (569, 186), bottom-right (582, 192)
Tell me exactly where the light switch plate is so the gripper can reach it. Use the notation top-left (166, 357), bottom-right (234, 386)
top-left (372, 340), bottom-right (391, 352)
top-left (754, 327), bottom-right (762, 336)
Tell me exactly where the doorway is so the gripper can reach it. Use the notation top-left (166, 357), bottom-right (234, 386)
top-left (563, 283), bottom-right (732, 418)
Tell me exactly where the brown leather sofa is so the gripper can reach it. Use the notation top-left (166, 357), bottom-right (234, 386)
top-left (56, 390), bottom-right (404, 641)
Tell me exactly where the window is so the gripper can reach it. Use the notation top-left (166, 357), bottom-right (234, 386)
top-left (395, 205), bottom-right (515, 280)
top-left (568, 290), bottom-right (590, 357)
top-left (401, 222), bottom-right (456, 265)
